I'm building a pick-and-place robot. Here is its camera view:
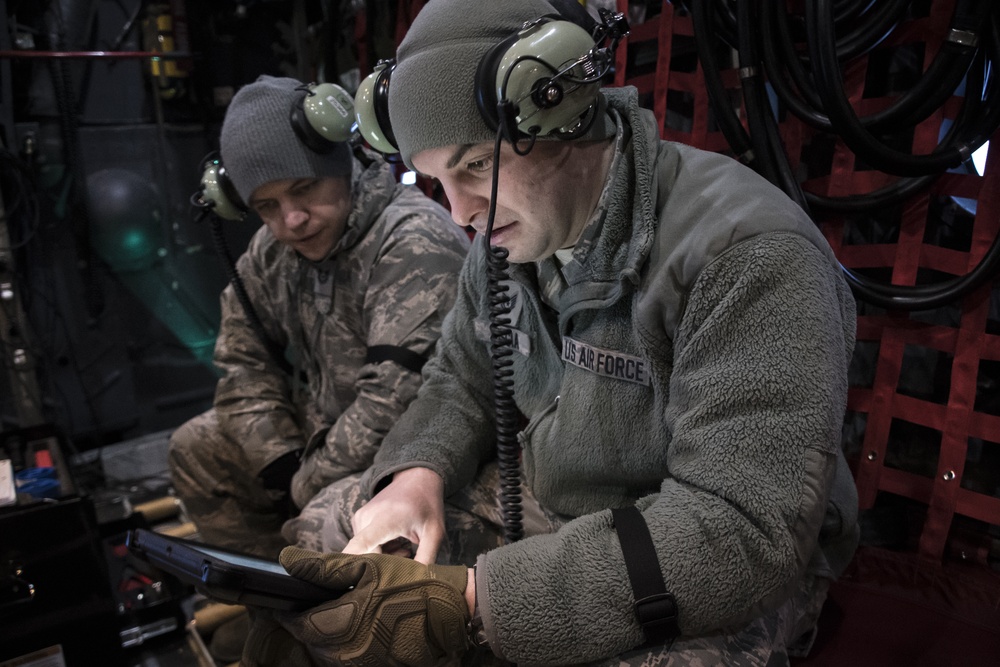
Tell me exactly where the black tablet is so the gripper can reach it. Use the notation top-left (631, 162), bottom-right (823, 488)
top-left (126, 528), bottom-right (336, 611)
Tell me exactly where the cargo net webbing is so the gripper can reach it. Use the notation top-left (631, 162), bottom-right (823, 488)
top-left (612, 0), bottom-right (1000, 566)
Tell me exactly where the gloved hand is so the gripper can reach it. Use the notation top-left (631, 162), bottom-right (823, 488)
top-left (240, 609), bottom-right (316, 667)
top-left (243, 547), bottom-right (472, 667)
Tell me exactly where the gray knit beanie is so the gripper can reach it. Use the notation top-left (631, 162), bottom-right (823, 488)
top-left (220, 75), bottom-right (353, 203)
top-left (389, 0), bottom-right (615, 167)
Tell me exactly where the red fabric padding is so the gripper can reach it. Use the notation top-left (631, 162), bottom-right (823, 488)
top-left (793, 547), bottom-right (1000, 667)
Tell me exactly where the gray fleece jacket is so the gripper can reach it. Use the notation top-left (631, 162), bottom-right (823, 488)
top-left (363, 87), bottom-right (859, 664)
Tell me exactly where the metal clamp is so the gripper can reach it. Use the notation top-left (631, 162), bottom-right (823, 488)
top-left (946, 29), bottom-right (979, 47)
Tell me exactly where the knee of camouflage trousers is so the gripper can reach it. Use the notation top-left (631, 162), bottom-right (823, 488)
top-left (168, 409), bottom-right (226, 507)
top-left (169, 410), bottom-right (292, 558)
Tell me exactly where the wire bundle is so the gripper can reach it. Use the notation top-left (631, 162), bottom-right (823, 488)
top-left (684, 0), bottom-right (1000, 310)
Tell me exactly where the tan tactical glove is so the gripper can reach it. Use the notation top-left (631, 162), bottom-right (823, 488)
top-left (240, 609), bottom-right (316, 667)
top-left (242, 547), bottom-right (471, 667)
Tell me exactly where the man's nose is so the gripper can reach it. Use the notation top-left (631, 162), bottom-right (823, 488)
top-left (444, 186), bottom-right (487, 229)
top-left (283, 206), bottom-right (309, 230)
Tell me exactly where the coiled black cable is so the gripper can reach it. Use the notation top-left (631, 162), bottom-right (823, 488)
top-left (829, 0), bottom-right (911, 62)
top-left (821, 19), bottom-right (1000, 309)
top-left (831, 0), bottom-right (880, 28)
top-left (759, 0), bottom-right (987, 212)
top-left (864, 1), bottom-right (988, 131)
top-left (759, 0), bottom-right (833, 131)
top-left (700, 0), bottom-right (909, 67)
top-left (737, 0), bottom-right (952, 217)
top-left (768, 0), bottom-right (910, 115)
top-left (762, 0), bottom-right (941, 132)
top-left (483, 130), bottom-right (524, 545)
top-left (480, 7), bottom-right (629, 544)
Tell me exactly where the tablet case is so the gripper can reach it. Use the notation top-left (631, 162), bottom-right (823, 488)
top-left (126, 528), bottom-right (334, 611)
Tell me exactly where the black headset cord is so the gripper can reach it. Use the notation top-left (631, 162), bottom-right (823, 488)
top-left (484, 129), bottom-right (524, 545)
top-left (191, 197), bottom-right (296, 377)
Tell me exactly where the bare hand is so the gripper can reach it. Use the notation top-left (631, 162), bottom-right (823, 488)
top-left (344, 467), bottom-right (446, 565)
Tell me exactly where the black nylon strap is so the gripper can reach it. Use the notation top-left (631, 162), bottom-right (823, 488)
top-left (612, 506), bottom-right (680, 647)
top-left (365, 345), bottom-right (427, 374)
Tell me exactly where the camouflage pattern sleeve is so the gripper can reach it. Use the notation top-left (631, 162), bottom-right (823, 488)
top-left (213, 230), bottom-right (307, 476)
top-left (290, 193), bottom-right (469, 507)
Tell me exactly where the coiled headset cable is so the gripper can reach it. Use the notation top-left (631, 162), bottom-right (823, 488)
top-left (483, 10), bottom-right (628, 543)
top-left (483, 129), bottom-right (524, 545)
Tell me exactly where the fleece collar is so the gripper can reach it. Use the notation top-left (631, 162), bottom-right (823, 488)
top-left (519, 86), bottom-right (660, 321)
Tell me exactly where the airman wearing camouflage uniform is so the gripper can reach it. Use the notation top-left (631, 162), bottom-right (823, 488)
top-left (168, 75), bottom-right (469, 559)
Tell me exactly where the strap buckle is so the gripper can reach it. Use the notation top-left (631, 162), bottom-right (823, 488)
top-left (635, 592), bottom-right (679, 642)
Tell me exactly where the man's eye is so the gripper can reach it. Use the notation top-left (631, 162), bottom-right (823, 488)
top-left (254, 201), bottom-right (276, 214)
top-left (466, 156), bottom-right (493, 173)
top-left (289, 180), bottom-right (316, 196)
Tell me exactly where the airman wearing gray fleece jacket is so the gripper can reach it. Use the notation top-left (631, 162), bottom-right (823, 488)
top-left (243, 1), bottom-right (860, 665)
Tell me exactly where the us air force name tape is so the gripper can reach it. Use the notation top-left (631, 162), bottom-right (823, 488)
top-left (562, 337), bottom-right (650, 386)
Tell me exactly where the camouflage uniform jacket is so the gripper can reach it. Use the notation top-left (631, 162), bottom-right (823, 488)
top-left (362, 87), bottom-right (860, 664)
top-left (213, 154), bottom-right (468, 508)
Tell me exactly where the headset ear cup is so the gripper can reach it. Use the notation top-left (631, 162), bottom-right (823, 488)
top-left (496, 19), bottom-right (602, 138)
top-left (475, 31), bottom-right (524, 136)
top-left (293, 82), bottom-right (357, 151)
top-left (289, 83), bottom-right (356, 153)
top-left (200, 158), bottom-right (247, 221)
top-left (372, 66), bottom-right (397, 150)
top-left (290, 97), bottom-right (335, 153)
top-left (354, 62), bottom-right (399, 154)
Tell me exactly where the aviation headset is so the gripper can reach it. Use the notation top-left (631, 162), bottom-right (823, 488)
top-left (353, 6), bottom-right (629, 154)
top-left (198, 82), bottom-right (357, 221)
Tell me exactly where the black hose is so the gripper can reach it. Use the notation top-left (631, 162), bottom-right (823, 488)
top-left (803, 173), bottom-right (937, 214)
top-left (760, 0), bottom-right (833, 131)
top-left (803, 24), bottom-right (993, 214)
top-left (708, 0), bottom-right (1000, 310)
top-left (805, 0), bottom-right (998, 177)
top-left (841, 228), bottom-right (1000, 309)
top-left (834, 0), bottom-right (910, 61)
top-left (736, 0), bottom-right (812, 210)
top-left (690, 0), bottom-right (755, 165)
top-left (832, 0), bottom-right (876, 28)
top-left (764, 0), bottom-right (982, 134)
